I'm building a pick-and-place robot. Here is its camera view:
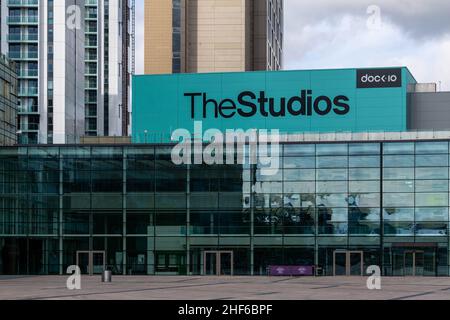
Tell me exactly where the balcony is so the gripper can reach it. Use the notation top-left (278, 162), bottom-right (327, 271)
top-left (18, 69), bottom-right (38, 78)
top-left (18, 104), bottom-right (39, 114)
top-left (8, 33), bottom-right (38, 42)
top-left (85, 85), bottom-right (98, 90)
top-left (85, 68), bottom-right (97, 75)
top-left (19, 123), bottom-right (39, 131)
top-left (85, 40), bottom-right (97, 47)
top-left (85, 0), bottom-right (98, 6)
top-left (18, 87), bottom-right (38, 96)
top-left (7, 0), bottom-right (38, 7)
top-left (7, 16), bottom-right (38, 24)
top-left (85, 54), bottom-right (97, 61)
top-left (85, 26), bottom-right (98, 33)
top-left (85, 96), bottom-right (97, 104)
top-left (8, 51), bottom-right (38, 60)
top-left (85, 13), bottom-right (98, 20)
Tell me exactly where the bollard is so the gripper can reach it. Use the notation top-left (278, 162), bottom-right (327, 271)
top-left (102, 270), bottom-right (112, 283)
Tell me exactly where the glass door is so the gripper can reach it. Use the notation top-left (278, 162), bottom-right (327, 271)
top-left (333, 250), bottom-right (363, 276)
top-left (76, 251), bottom-right (90, 275)
top-left (393, 252), bottom-right (404, 276)
top-left (349, 251), bottom-right (363, 276)
top-left (414, 251), bottom-right (424, 276)
top-left (76, 251), bottom-right (105, 275)
top-left (204, 251), bottom-right (218, 275)
top-left (219, 252), bottom-right (233, 275)
top-left (392, 249), bottom-right (436, 276)
top-left (404, 250), bottom-right (425, 276)
top-left (423, 251), bottom-right (436, 276)
top-left (404, 251), bottom-right (414, 276)
top-left (333, 251), bottom-right (347, 276)
top-left (203, 251), bottom-right (234, 276)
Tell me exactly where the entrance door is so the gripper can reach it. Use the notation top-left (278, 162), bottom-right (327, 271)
top-left (333, 250), bottom-right (363, 276)
top-left (392, 248), bottom-right (437, 276)
top-left (76, 251), bottom-right (105, 275)
top-left (203, 251), bottom-right (233, 276)
top-left (404, 251), bottom-right (425, 276)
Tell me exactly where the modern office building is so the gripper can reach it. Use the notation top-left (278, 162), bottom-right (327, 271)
top-left (2, 67), bottom-right (450, 276)
top-left (0, 0), bottom-right (132, 144)
top-left (144, 0), bottom-right (283, 74)
top-left (0, 54), bottom-right (18, 146)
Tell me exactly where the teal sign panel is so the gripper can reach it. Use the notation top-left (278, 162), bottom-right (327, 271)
top-left (132, 67), bottom-right (416, 143)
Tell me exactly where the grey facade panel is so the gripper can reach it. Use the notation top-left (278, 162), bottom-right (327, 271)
top-left (409, 92), bottom-right (450, 131)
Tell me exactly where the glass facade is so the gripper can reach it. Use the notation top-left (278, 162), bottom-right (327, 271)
top-left (266, 0), bottom-right (283, 70)
top-left (0, 141), bottom-right (449, 276)
top-left (0, 55), bottom-right (18, 146)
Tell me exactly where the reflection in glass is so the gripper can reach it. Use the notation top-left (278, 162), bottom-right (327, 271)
top-left (415, 167), bottom-right (448, 180)
top-left (415, 154), bottom-right (448, 167)
top-left (316, 144), bottom-right (347, 156)
top-left (383, 193), bottom-right (414, 207)
top-left (383, 143), bottom-right (414, 154)
top-left (383, 207), bottom-right (414, 221)
top-left (415, 141), bottom-right (448, 154)
top-left (316, 169), bottom-right (347, 181)
top-left (349, 156), bottom-right (379, 168)
top-left (283, 156), bottom-right (315, 168)
top-left (383, 168), bottom-right (414, 180)
top-left (415, 207), bottom-right (448, 221)
top-left (383, 155), bottom-right (414, 167)
top-left (349, 143), bottom-right (380, 155)
top-left (316, 156), bottom-right (347, 168)
top-left (383, 180), bottom-right (414, 193)
top-left (415, 193), bottom-right (448, 207)
top-left (349, 168), bottom-right (379, 180)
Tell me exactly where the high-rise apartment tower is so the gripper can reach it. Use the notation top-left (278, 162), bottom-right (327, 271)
top-left (0, 0), bottom-right (132, 144)
top-left (144, 0), bottom-right (283, 74)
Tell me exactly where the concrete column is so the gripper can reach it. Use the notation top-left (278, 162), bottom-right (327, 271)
top-left (122, 148), bottom-right (127, 275)
top-left (59, 151), bottom-right (63, 275)
top-left (186, 164), bottom-right (190, 275)
top-left (250, 171), bottom-right (255, 276)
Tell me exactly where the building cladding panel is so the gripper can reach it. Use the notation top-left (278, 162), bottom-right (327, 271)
top-left (132, 67), bottom-right (415, 142)
top-left (0, 0), bottom-right (130, 144)
top-left (0, 140), bottom-right (450, 276)
top-left (144, 0), bottom-right (174, 74)
top-left (409, 92), bottom-right (450, 131)
top-left (144, 0), bottom-right (283, 74)
top-left (0, 55), bottom-right (18, 146)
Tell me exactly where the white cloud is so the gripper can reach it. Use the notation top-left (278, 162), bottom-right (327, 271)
top-left (284, 0), bottom-right (450, 90)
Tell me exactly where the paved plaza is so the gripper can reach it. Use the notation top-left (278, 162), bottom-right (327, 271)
top-left (1, 276), bottom-right (450, 300)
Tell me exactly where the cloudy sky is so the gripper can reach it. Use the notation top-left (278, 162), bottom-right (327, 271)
top-left (136, 0), bottom-right (450, 90)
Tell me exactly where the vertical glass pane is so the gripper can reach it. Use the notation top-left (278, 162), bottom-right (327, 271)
top-left (383, 143), bottom-right (414, 154)
top-left (334, 252), bottom-right (346, 276)
top-left (404, 252), bottom-right (414, 276)
top-left (414, 252), bottom-right (424, 276)
top-left (349, 252), bottom-right (362, 276)
top-left (392, 252), bottom-right (404, 276)
top-left (92, 252), bottom-right (104, 274)
top-left (220, 252), bottom-right (232, 275)
top-left (205, 252), bottom-right (217, 275)
top-left (77, 252), bottom-right (89, 275)
top-left (423, 251), bottom-right (436, 276)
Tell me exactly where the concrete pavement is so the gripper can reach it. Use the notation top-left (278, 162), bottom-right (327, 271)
top-left (1, 276), bottom-right (450, 300)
